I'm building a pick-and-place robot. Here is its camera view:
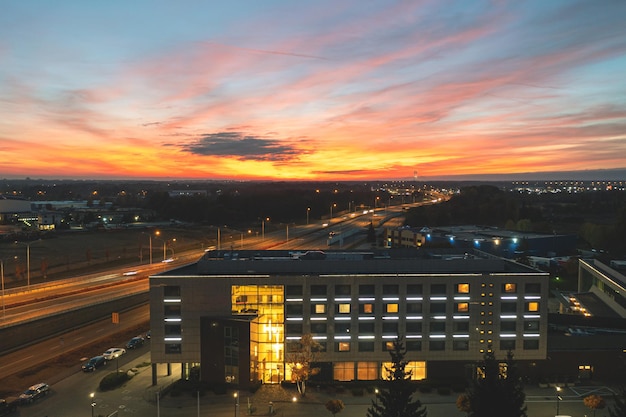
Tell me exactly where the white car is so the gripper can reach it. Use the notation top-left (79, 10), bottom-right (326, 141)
top-left (102, 347), bottom-right (126, 361)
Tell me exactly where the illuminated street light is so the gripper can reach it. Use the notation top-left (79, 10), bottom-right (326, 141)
top-left (234, 391), bottom-right (239, 417)
top-left (330, 203), bottom-right (336, 221)
top-left (90, 392), bottom-right (96, 417)
top-left (555, 386), bottom-right (562, 415)
top-left (306, 207), bottom-right (310, 225)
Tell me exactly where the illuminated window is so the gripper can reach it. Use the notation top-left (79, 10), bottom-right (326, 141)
top-left (314, 304), bottom-right (326, 314)
top-left (333, 362), bottom-right (354, 381)
top-left (504, 283), bottom-right (517, 293)
top-left (457, 283), bottom-right (470, 293)
top-left (337, 342), bottom-right (351, 352)
top-left (381, 361), bottom-right (426, 380)
top-left (338, 304), bottom-right (351, 314)
top-left (384, 341), bottom-right (396, 351)
top-left (360, 303), bottom-right (374, 314)
top-left (357, 362), bottom-right (378, 380)
top-left (526, 302), bottom-right (539, 312)
top-left (456, 302), bottom-right (469, 312)
top-left (386, 303), bottom-right (399, 313)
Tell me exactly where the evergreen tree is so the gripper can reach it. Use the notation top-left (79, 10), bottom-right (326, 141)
top-left (608, 386), bottom-right (626, 417)
top-left (366, 337), bottom-right (427, 417)
top-left (465, 349), bottom-right (527, 417)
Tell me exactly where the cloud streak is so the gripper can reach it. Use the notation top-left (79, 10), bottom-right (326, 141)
top-left (0, 0), bottom-right (624, 180)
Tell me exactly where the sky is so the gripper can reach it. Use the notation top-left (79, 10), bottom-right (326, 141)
top-left (1, 1), bottom-right (625, 181)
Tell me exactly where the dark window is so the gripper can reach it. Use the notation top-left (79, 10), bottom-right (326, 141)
top-left (165, 344), bottom-right (181, 354)
top-left (335, 322), bottom-right (351, 334)
top-left (406, 303), bottom-right (422, 313)
top-left (429, 340), bottom-right (445, 351)
top-left (311, 323), bottom-right (327, 334)
top-left (311, 285), bottom-right (327, 296)
top-left (501, 302), bottom-right (517, 313)
top-left (382, 284), bottom-right (399, 295)
top-left (164, 324), bottom-right (181, 335)
top-left (431, 284), bottom-right (446, 295)
top-left (316, 342), bottom-right (327, 352)
top-left (382, 322), bottom-right (398, 334)
top-left (501, 321), bottom-right (516, 332)
top-left (453, 340), bottom-right (469, 350)
top-left (406, 322), bottom-right (422, 333)
top-left (286, 323), bottom-right (302, 334)
top-left (454, 321), bottom-right (469, 332)
top-left (358, 342), bottom-right (375, 352)
top-left (525, 283), bottom-right (541, 294)
top-left (359, 322), bottom-right (375, 333)
top-left (407, 284), bottom-right (423, 295)
top-left (500, 340), bottom-right (516, 350)
top-left (430, 322), bottom-right (446, 332)
top-left (164, 286), bottom-right (181, 297)
top-left (430, 303), bottom-right (446, 314)
top-left (164, 304), bottom-right (181, 316)
top-left (523, 340), bottom-right (539, 350)
top-left (285, 304), bottom-right (303, 315)
top-left (335, 285), bottom-right (351, 296)
top-left (406, 341), bottom-right (422, 351)
top-left (524, 321), bottom-right (540, 331)
top-left (359, 284), bottom-right (375, 296)
top-left (286, 285), bottom-right (302, 296)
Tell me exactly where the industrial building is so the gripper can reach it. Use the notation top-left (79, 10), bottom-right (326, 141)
top-left (149, 249), bottom-right (549, 388)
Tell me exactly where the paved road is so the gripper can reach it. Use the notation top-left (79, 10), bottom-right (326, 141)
top-left (15, 349), bottom-right (616, 417)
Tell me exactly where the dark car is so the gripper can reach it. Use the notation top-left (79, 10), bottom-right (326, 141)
top-left (125, 336), bottom-right (145, 349)
top-left (18, 383), bottom-right (49, 404)
top-left (81, 355), bottom-right (107, 372)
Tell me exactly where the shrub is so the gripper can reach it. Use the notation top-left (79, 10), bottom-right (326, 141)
top-left (99, 371), bottom-right (131, 391)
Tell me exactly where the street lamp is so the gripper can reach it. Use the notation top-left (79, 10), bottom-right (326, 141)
top-left (14, 241), bottom-right (37, 289)
top-left (234, 391), bottom-right (239, 417)
top-left (262, 217), bottom-right (269, 241)
top-left (306, 207), bottom-right (310, 225)
top-left (90, 392), bottom-right (96, 417)
top-left (330, 203), bottom-right (336, 222)
top-left (555, 386), bottom-right (563, 413)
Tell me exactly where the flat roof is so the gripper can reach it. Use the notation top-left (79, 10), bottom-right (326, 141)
top-left (156, 248), bottom-right (545, 277)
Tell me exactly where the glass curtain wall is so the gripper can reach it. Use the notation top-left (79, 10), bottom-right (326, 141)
top-left (232, 285), bottom-right (284, 384)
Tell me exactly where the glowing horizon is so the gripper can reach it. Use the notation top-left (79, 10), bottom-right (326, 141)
top-left (1, 1), bottom-right (625, 181)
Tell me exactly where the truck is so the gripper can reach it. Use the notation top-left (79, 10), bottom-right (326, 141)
top-left (0, 397), bottom-right (18, 416)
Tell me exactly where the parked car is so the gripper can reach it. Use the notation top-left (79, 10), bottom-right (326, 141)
top-left (18, 383), bottom-right (49, 404)
top-left (126, 336), bottom-right (145, 349)
top-left (102, 347), bottom-right (126, 361)
top-left (81, 355), bottom-right (107, 372)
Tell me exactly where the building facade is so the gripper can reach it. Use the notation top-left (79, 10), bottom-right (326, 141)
top-left (149, 249), bottom-right (548, 387)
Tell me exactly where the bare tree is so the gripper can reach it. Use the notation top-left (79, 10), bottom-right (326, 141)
top-left (285, 334), bottom-right (321, 396)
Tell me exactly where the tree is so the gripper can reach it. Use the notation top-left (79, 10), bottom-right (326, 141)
top-left (325, 399), bottom-right (344, 416)
top-left (608, 386), bottom-right (626, 417)
top-left (456, 393), bottom-right (471, 416)
top-left (584, 394), bottom-right (606, 417)
top-left (285, 334), bottom-right (321, 396)
top-left (366, 337), bottom-right (427, 417)
top-left (465, 349), bottom-right (527, 417)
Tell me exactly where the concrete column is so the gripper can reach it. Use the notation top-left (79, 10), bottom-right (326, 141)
top-left (152, 363), bottom-right (158, 386)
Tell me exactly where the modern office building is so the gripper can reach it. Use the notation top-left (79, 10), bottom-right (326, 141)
top-left (149, 249), bottom-right (548, 387)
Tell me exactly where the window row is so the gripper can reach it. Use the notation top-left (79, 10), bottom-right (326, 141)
top-left (285, 301), bottom-right (541, 315)
top-left (285, 282), bottom-right (541, 297)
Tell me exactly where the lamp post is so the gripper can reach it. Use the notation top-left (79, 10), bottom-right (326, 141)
top-left (90, 392), bottom-right (96, 417)
top-left (306, 207), bottom-right (310, 225)
top-left (14, 241), bottom-right (35, 289)
top-left (556, 386), bottom-right (562, 415)
top-left (234, 391), bottom-right (239, 417)
top-left (262, 218), bottom-right (269, 241)
top-left (330, 203), bottom-right (336, 222)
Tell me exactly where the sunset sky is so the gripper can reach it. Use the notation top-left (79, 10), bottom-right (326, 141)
top-left (1, 1), bottom-right (625, 181)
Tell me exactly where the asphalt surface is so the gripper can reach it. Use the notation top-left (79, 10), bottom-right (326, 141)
top-left (14, 349), bottom-right (618, 417)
